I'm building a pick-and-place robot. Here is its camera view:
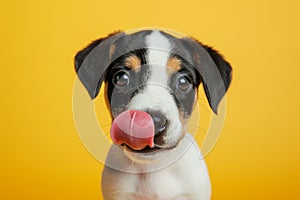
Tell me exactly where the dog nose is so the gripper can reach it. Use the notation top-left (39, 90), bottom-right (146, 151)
top-left (147, 110), bottom-right (167, 135)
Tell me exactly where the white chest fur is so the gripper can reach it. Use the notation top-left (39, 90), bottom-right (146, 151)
top-left (102, 134), bottom-right (211, 200)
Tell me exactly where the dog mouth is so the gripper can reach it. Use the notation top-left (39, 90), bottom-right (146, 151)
top-left (110, 109), bottom-right (170, 152)
top-left (122, 144), bottom-right (162, 153)
top-left (121, 126), bottom-right (167, 154)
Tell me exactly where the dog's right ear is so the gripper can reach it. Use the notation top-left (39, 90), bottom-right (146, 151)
top-left (74, 31), bottom-right (124, 99)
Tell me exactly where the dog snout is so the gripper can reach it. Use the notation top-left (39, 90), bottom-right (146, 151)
top-left (147, 110), bottom-right (167, 135)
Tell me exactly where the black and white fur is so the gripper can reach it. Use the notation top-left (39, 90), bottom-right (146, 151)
top-left (75, 30), bottom-right (232, 200)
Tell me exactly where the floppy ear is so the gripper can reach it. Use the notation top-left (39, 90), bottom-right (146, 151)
top-left (181, 38), bottom-right (232, 114)
top-left (74, 32), bottom-right (124, 99)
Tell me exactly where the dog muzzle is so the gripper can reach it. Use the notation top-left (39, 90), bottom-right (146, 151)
top-left (110, 110), bottom-right (155, 150)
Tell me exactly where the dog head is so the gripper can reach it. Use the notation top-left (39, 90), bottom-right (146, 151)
top-left (74, 30), bottom-right (232, 162)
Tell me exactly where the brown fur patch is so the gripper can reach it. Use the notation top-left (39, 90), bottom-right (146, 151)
top-left (167, 57), bottom-right (181, 74)
top-left (109, 44), bottom-right (115, 60)
top-left (179, 109), bottom-right (189, 133)
top-left (125, 55), bottom-right (141, 71)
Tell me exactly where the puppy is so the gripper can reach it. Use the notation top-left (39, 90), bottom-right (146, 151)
top-left (74, 30), bottom-right (232, 200)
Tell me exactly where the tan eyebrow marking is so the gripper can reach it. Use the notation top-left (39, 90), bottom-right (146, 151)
top-left (167, 57), bottom-right (182, 74)
top-left (109, 44), bottom-right (115, 60)
top-left (125, 55), bottom-right (141, 71)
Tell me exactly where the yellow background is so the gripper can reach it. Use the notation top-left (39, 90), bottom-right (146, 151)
top-left (1, 0), bottom-right (299, 199)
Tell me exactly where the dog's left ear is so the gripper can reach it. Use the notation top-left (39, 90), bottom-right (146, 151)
top-left (180, 38), bottom-right (232, 114)
top-left (74, 32), bottom-right (124, 99)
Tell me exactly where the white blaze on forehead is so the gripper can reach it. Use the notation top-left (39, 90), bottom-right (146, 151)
top-left (145, 30), bottom-right (171, 85)
top-left (127, 31), bottom-right (182, 149)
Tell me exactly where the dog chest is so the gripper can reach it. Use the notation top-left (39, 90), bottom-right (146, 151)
top-left (102, 135), bottom-right (211, 200)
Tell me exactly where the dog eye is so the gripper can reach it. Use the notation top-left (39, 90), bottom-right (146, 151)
top-left (176, 76), bottom-right (192, 92)
top-left (113, 71), bottom-right (130, 88)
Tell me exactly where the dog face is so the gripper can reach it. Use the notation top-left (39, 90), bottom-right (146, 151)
top-left (75, 30), bottom-right (232, 161)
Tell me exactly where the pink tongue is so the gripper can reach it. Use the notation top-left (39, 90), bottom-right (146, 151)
top-left (110, 110), bottom-right (155, 150)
